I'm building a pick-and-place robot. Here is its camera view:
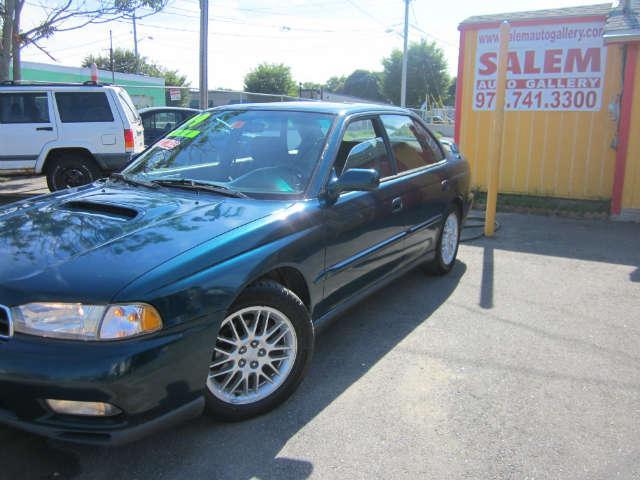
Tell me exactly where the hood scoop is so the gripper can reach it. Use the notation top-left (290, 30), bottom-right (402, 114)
top-left (61, 200), bottom-right (139, 220)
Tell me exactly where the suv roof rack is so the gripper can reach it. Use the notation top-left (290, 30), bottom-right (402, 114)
top-left (0, 80), bottom-right (112, 87)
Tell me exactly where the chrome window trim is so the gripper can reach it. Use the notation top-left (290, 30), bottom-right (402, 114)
top-left (0, 304), bottom-right (14, 339)
top-left (379, 158), bottom-right (448, 183)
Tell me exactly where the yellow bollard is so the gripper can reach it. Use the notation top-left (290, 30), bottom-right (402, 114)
top-left (484, 21), bottom-right (510, 237)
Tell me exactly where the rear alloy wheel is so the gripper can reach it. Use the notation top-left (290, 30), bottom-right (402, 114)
top-left (46, 154), bottom-right (103, 191)
top-left (205, 281), bottom-right (314, 420)
top-left (424, 204), bottom-right (460, 275)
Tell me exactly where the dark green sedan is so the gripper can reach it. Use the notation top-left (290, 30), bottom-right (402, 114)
top-left (0, 102), bottom-right (471, 444)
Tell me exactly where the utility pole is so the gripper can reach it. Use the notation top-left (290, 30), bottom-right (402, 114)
top-left (400, 0), bottom-right (410, 107)
top-left (132, 11), bottom-right (139, 73)
top-left (109, 30), bottom-right (115, 83)
top-left (199, 0), bottom-right (209, 109)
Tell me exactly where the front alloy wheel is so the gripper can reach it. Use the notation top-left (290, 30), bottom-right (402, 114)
top-left (208, 306), bottom-right (298, 405)
top-left (204, 280), bottom-right (314, 420)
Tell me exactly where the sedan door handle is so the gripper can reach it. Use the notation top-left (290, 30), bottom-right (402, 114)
top-left (441, 179), bottom-right (450, 191)
top-left (36, 126), bottom-right (53, 131)
top-left (391, 197), bottom-right (403, 213)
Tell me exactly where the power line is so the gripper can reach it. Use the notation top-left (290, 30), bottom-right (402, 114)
top-left (157, 4), bottom-right (381, 34)
top-left (408, 23), bottom-right (457, 48)
top-left (34, 33), bottom-right (128, 54)
top-left (345, 0), bottom-right (390, 28)
top-left (119, 17), bottom-right (390, 39)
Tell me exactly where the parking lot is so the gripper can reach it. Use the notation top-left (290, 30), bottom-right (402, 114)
top-left (0, 175), bottom-right (48, 204)
top-left (0, 194), bottom-right (638, 479)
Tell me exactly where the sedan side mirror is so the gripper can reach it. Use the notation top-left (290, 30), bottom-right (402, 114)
top-left (343, 137), bottom-right (385, 171)
top-left (326, 168), bottom-right (380, 200)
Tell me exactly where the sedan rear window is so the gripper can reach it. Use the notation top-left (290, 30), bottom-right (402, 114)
top-left (55, 92), bottom-right (114, 123)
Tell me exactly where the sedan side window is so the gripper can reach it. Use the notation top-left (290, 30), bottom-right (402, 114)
top-left (154, 112), bottom-right (179, 132)
top-left (380, 115), bottom-right (443, 172)
top-left (335, 118), bottom-right (393, 178)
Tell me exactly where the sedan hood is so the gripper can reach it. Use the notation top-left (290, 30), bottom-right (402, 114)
top-left (0, 183), bottom-right (291, 305)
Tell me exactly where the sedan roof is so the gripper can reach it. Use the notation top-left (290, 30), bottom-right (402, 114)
top-left (208, 101), bottom-right (411, 116)
top-left (139, 106), bottom-right (201, 114)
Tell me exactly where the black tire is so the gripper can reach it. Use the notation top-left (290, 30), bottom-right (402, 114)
top-left (424, 204), bottom-right (461, 276)
top-left (204, 280), bottom-right (314, 421)
top-left (46, 153), bottom-right (103, 191)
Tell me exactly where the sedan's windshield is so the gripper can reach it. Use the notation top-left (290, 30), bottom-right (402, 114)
top-left (124, 109), bottom-right (334, 196)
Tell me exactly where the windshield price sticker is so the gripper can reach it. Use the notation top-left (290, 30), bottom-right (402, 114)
top-left (157, 138), bottom-right (181, 150)
top-left (167, 129), bottom-right (201, 139)
top-left (473, 21), bottom-right (606, 111)
top-left (184, 113), bottom-right (211, 128)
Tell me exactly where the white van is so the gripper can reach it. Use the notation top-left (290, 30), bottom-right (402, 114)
top-left (0, 82), bottom-right (145, 191)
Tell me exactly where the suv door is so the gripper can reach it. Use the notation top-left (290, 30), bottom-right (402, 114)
top-left (317, 116), bottom-right (409, 316)
top-left (380, 114), bottom-right (451, 262)
top-left (0, 91), bottom-right (57, 171)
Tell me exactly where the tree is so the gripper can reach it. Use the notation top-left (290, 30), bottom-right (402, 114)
top-left (300, 81), bottom-right (322, 91)
top-left (342, 69), bottom-right (384, 102)
top-left (244, 63), bottom-right (296, 95)
top-left (161, 69), bottom-right (190, 106)
top-left (381, 39), bottom-right (450, 107)
top-left (83, 48), bottom-right (141, 75)
top-left (445, 77), bottom-right (456, 106)
top-left (1, 0), bottom-right (167, 82)
top-left (82, 49), bottom-right (190, 106)
top-left (298, 81), bottom-right (322, 99)
top-left (325, 75), bottom-right (346, 93)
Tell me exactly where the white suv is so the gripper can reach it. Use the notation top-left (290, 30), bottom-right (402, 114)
top-left (0, 82), bottom-right (145, 191)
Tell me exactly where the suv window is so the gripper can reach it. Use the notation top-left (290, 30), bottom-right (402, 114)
top-left (380, 115), bottom-right (443, 172)
top-left (335, 118), bottom-right (393, 178)
top-left (117, 89), bottom-right (141, 123)
top-left (55, 92), bottom-right (114, 123)
top-left (0, 92), bottom-right (50, 124)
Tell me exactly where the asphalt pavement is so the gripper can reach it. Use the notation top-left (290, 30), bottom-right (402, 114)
top-left (0, 175), bottom-right (48, 204)
top-left (0, 210), bottom-right (638, 480)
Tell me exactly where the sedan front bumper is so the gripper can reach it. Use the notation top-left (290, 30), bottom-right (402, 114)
top-left (0, 316), bottom-right (219, 445)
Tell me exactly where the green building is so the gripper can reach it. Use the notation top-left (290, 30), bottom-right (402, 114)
top-left (13, 61), bottom-right (165, 108)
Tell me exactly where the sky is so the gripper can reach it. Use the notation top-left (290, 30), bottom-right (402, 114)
top-left (20, 0), bottom-right (599, 90)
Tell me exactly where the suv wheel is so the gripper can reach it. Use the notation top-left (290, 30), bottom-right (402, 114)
top-left (205, 280), bottom-right (314, 421)
top-left (46, 153), bottom-right (103, 191)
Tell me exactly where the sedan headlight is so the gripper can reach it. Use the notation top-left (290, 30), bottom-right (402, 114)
top-left (11, 303), bottom-right (162, 340)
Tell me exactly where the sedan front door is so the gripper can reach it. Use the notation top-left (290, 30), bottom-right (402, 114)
top-left (317, 116), bottom-right (409, 316)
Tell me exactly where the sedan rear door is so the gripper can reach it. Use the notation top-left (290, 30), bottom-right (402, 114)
top-left (379, 114), bottom-right (453, 262)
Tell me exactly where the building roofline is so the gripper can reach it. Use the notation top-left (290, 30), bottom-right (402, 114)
top-left (20, 61), bottom-right (165, 85)
top-left (459, 3), bottom-right (611, 30)
top-left (603, 30), bottom-right (640, 42)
